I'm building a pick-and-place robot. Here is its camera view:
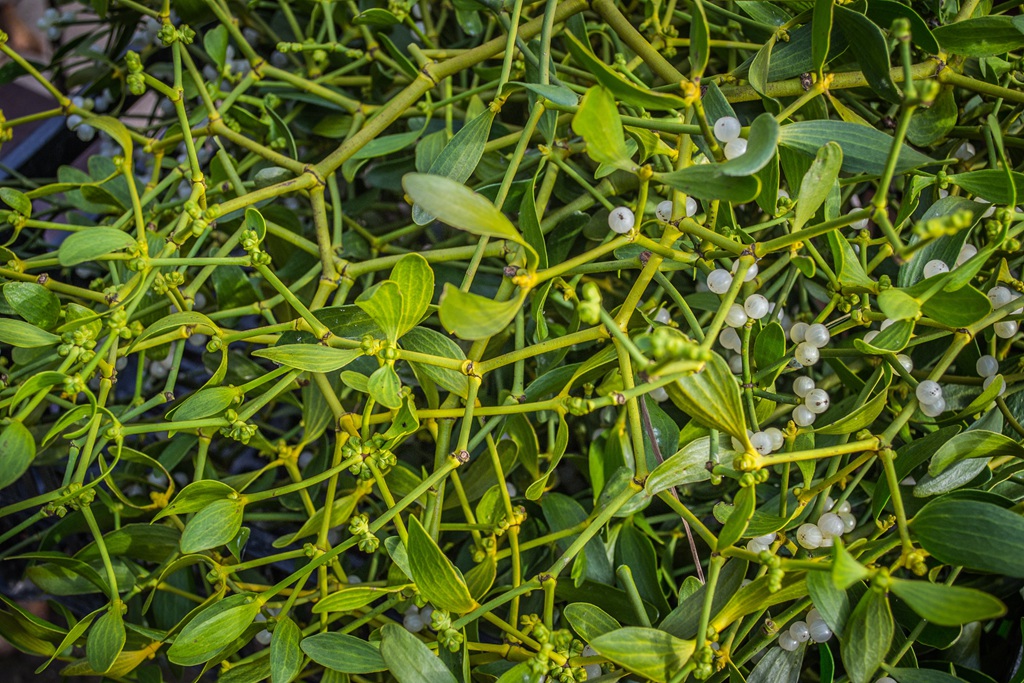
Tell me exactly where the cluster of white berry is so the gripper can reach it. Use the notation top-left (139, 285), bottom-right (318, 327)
top-left (778, 609), bottom-right (832, 651)
top-left (714, 116), bottom-right (747, 160)
top-left (403, 603), bottom-right (435, 633)
top-left (976, 354), bottom-right (1006, 396)
top-left (65, 96), bottom-right (96, 142)
top-left (747, 428), bottom-right (784, 456)
top-left (745, 531), bottom-right (776, 555)
top-left (796, 498), bottom-right (855, 549)
top-left (789, 322), bottom-right (830, 368)
top-left (36, 8), bottom-right (76, 41)
top-left (790, 376), bottom-right (830, 427)
top-left (988, 285), bottom-right (1022, 338)
top-left (707, 261), bottom-right (759, 295)
top-left (914, 379), bottom-right (946, 417)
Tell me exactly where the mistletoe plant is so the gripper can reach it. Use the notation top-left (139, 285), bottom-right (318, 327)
top-left (1, 0), bottom-right (1024, 681)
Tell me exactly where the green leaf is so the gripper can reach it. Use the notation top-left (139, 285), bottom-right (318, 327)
top-left (841, 590), bottom-right (892, 683)
top-left (354, 7), bottom-right (401, 25)
top-left (438, 285), bottom-right (525, 341)
top-left (877, 288), bottom-right (921, 321)
top-left (716, 114), bottom-right (779, 177)
top-left (754, 321), bottom-right (786, 374)
top-left (928, 430), bottom-right (1024, 475)
top-left (403, 174), bottom-right (531, 254)
top-left (513, 82), bottom-right (579, 107)
top-left (748, 645), bottom-right (806, 683)
top-left (656, 165), bottom-right (761, 203)
top-left (58, 227), bottom-right (137, 266)
top-left (646, 435), bottom-right (717, 495)
top-left (933, 16), bottom-right (1024, 57)
top-left (0, 318), bottom-right (60, 347)
top-left (689, 0), bottom-right (710, 77)
top-left (573, 86), bottom-right (632, 166)
top-left (831, 541), bottom-right (869, 590)
top-left (811, 0), bottom-right (833, 77)
top-left (87, 116), bottom-right (133, 159)
top-left (389, 254), bottom-right (434, 338)
top-left (920, 284), bottom-right (990, 327)
top-left (407, 516), bottom-right (475, 613)
top-left (131, 311), bottom-right (220, 350)
top-left (816, 383), bottom-right (889, 435)
top-left (300, 632), bottom-right (386, 673)
top-left (564, 603), bottom-right (620, 642)
top-left (779, 121), bottom-right (934, 175)
top-left (854, 320), bottom-right (913, 355)
top-left (356, 281), bottom-right (405, 344)
top-left (807, 569), bottom-right (851, 637)
top-left (313, 584), bottom-right (410, 613)
top-left (794, 142), bottom-right (843, 231)
top-left (748, 36), bottom-right (776, 95)
top-left (253, 344), bottom-right (362, 373)
top-left (379, 623), bottom-right (459, 683)
top-left (0, 187), bottom-right (31, 215)
top-left (86, 607), bottom-right (125, 675)
top-left (154, 480), bottom-right (236, 520)
top-left (666, 352), bottom-right (749, 444)
top-left (3, 283), bottom-right (59, 328)
top-left (889, 578), bottom-right (1006, 626)
top-left (866, 1), bottom-right (939, 54)
top-left (948, 170), bottom-right (1024, 204)
top-left (412, 109), bottom-right (495, 224)
top-left (907, 86), bottom-right (957, 147)
top-left (245, 207), bottom-right (266, 241)
top-left (367, 364), bottom-right (403, 410)
top-left (717, 485), bottom-right (756, 551)
top-left (0, 421), bottom-right (35, 490)
top-left (911, 498), bottom-right (1024, 577)
top-left (835, 7), bottom-right (900, 103)
top-left (204, 24), bottom-right (229, 67)
top-left (167, 593), bottom-right (261, 666)
top-left (400, 327), bottom-right (469, 398)
top-left (269, 616), bottom-right (303, 683)
top-left (169, 386), bottom-right (240, 422)
top-left (564, 33), bottom-right (687, 110)
top-left (590, 627), bottom-right (696, 683)
top-left (180, 498), bottom-right (245, 553)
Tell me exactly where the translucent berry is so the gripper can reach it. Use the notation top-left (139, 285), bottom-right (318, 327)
top-left (732, 260), bottom-right (758, 282)
top-left (685, 196), bottom-right (699, 217)
top-left (804, 323), bottom-right (831, 348)
top-left (817, 512), bottom-right (845, 538)
top-left (724, 138), bottom-right (748, 159)
top-left (793, 405), bottom-right (816, 427)
top-left (864, 330), bottom-right (879, 344)
top-left (923, 259), bottom-right (949, 278)
top-left (650, 386), bottom-right (669, 402)
top-left (994, 320), bottom-right (1018, 338)
top-left (954, 142), bottom-right (975, 160)
top-left (728, 354), bottom-right (743, 374)
top-left (707, 269), bottom-right (733, 294)
top-left (764, 427), bottom-right (784, 451)
top-left (983, 375), bottom-right (1006, 396)
top-left (915, 380), bottom-right (943, 405)
top-left (750, 431), bottom-right (772, 455)
top-left (656, 200), bottom-right (674, 222)
top-left (789, 621), bottom-right (810, 643)
top-left (796, 523), bottom-right (823, 549)
top-left (720, 327), bottom-right (742, 352)
top-left (988, 286), bottom-right (1013, 307)
top-left (809, 620), bottom-right (833, 642)
top-left (795, 342), bottom-right (820, 367)
top-left (725, 304), bottom-right (748, 328)
top-left (920, 397), bottom-right (946, 417)
top-left (713, 116), bottom-right (742, 142)
top-left (655, 307), bottom-right (672, 324)
top-left (608, 206), bottom-right (635, 234)
top-left (790, 322), bottom-right (808, 344)
top-left (805, 388), bottom-right (830, 414)
top-left (744, 294), bottom-right (770, 320)
top-left (778, 631), bottom-right (800, 651)
top-left (896, 354), bottom-right (914, 372)
top-left (839, 512), bottom-right (857, 533)
top-left (956, 244), bottom-right (977, 266)
top-left (793, 376), bottom-right (815, 398)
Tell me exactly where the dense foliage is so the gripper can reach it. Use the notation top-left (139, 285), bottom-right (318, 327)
top-left (2, 0), bottom-right (1024, 681)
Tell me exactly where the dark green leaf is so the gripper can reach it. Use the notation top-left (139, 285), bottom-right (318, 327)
top-left (167, 593), bottom-right (261, 666)
top-left (590, 627), bottom-right (695, 683)
top-left (889, 578), bottom-right (1006, 626)
top-left (666, 352), bottom-right (749, 444)
top-left (718, 486), bottom-right (756, 551)
top-left (779, 121), bottom-right (934, 175)
top-left (841, 590), bottom-right (893, 683)
top-left (811, 0), bottom-right (833, 76)
top-left (911, 498), bottom-right (1024, 577)
top-left (86, 606), bottom-right (125, 674)
top-left (58, 228), bottom-right (137, 266)
top-left (835, 7), bottom-right (900, 103)
top-left (933, 16), bottom-right (1024, 57)
top-left (795, 142), bottom-right (843, 231)
top-left (866, 0), bottom-right (939, 54)
top-left (412, 109), bottom-right (495, 224)
top-left (379, 623), bottom-right (458, 683)
top-left (564, 33), bottom-right (687, 110)
top-left (300, 632), bottom-right (386, 673)
top-left (656, 165), bottom-right (761, 203)
top-left (407, 516), bottom-right (475, 613)
top-left (180, 498), bottom-right (245, 553)
top-left (0, 318), bottom-right (60, 348)
top-left (3, 283), bottom-right (59, 328)
top-left (0, 421), bottom-right (35, 491)
top-left (717, 114), bottom-right (779, 177)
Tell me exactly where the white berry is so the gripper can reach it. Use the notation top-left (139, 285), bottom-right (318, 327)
top-left (685, 196), bottom-right (699, 217)
top-left (724, 138), bottom-right (748, 159)
top-left (817, 513), bottom-right (845, 539)
top-left (656, 200), bottom-right (674, 222)
top-left (877, 678), bottom-right (898, 683)
top-left (793, 376), bottom-right (816, 398)
top-left (714, 116), bottom-right (742, 143)
top-left (707, 269), bottom-right (733, 294)
top-left (804, 323), bottom-right (831, 348)
top-left (789, 621), bottom-right (810, 643)
top-left (778, 632), bottom-right (800, 651)
top-left (720, 327), bottom-right (742, 352)
top-left (957, 244), bottom-right (977, 266)
top-left (404, 614), bottom-right (424, 632)
top-left (793, 405), bottom-right (816, 427)
top-left (764, 428), bottom-right (784, 451)
top-left (650, 386), bottom-right (670, 402)
top-left (954, 142), bottom-right (975, 160)
top-left (732, 260), bottom-right (758, 282)
top-left (915, 380), bottom-right (943, 405)
top-left (755, 532), bottom-right (777, 546)
top-left (896, 354), bottom-right (914, 373)
top-left (795, 342), bottom-right (820, 367)
top-left (725, 304), bottom-right (748, 328)
top-left (920, 397), bottom-right (946, 417)
top-left (751, 431), bottom-right (772, 455)
top-left (836, 499), bottom-right (851, 515)
top-left (655, 307), bottom-right (672, 325)
top-left (608, 206), bottom-right (635, 234)
top-left (728, 354), bottom-right (744, 374)
top-left (923, 259), bottom-right (949, 278)
top-left (744, 294), bottom-right (770, 320)
top-left (790, 322), bottom-right (808, 344)
top-left (807, 609), bottom-right (822, 624)
top-left (796, 523), bottom-right (823, 549)
top-left (805, 388), bottom-right (830, 414)
top-left (988, 286), bottom-right (1013, 307)
top-left (839, 512), bottom-right (857, 533)
top-left (809, 620), bottom-right (833, 642)
top-left (995, 320), bottom-right (1018, 338)
top-left (864, 330), bottom-right (879, 344)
